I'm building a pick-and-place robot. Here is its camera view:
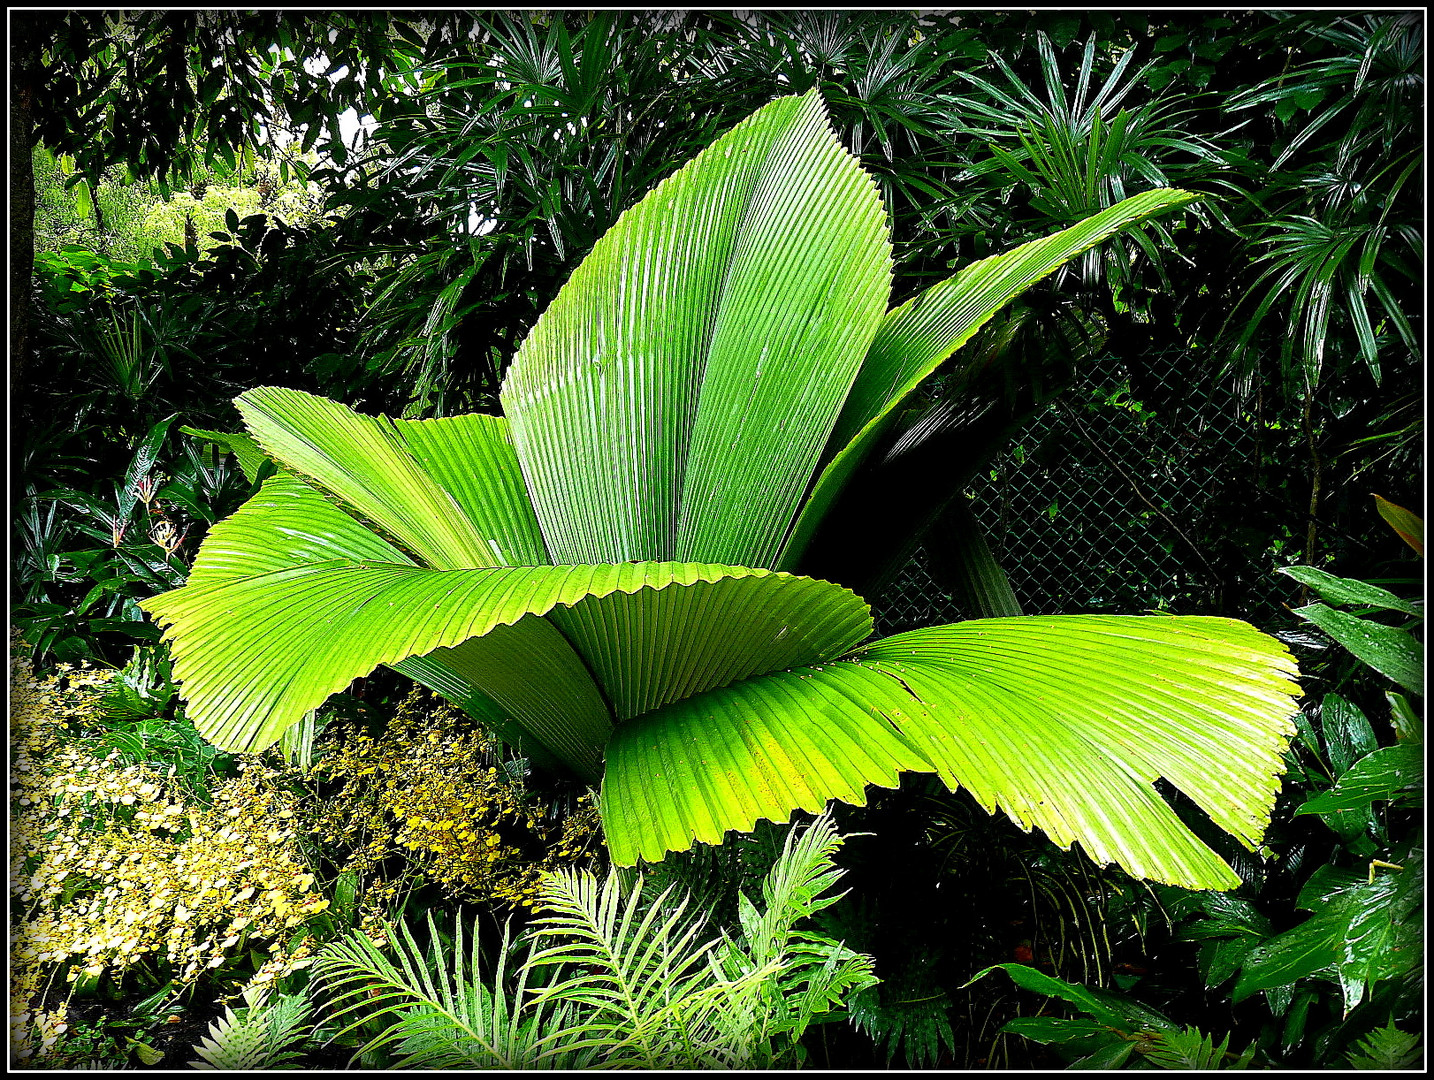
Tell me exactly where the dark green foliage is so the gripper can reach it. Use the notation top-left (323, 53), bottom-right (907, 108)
top-left (1224, 12), bottom-right (1422, 393)
top-left (973, 962), bottom-right (1262, 1069)
top-left (15, 11), bottom-right (424, 190)
top-left (830, 898), bottom-right (957, 1067)
top-left (13, 414), bottom-right (256, 668)
top-left (1345, 1021), bottom-right (1423, 1070)
top-left (92, 646), bottom-right (241, 803)
top-left (309, 10), bottom-right (980, 417)
top-left (634, 817), bottom-right (796, 935)
top-left (797, 778), bottom-right (1143, 1069)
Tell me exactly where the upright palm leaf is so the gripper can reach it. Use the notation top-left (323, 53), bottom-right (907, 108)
top-left (142, 88), bottom-right (1301, 890)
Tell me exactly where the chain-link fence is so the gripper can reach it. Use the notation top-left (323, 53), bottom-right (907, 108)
top-left (872, 351), bottom-right (1296, 636)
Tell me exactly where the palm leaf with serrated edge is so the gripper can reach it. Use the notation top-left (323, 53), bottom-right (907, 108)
top-left (141, 88), bottom-right (1300, 890)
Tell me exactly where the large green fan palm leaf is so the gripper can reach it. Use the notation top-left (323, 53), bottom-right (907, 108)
top-left (501, 88), bottom-right (891, 568)
top-left (141, 88), bottom-right (1301, 890)
top-left (776, 187), bottom-right (1202, 571)
top-left (603, 617), bottom-right (1297, 888)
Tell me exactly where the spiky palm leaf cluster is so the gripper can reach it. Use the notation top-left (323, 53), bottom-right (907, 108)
top-left (311, 811), bottom-right (874, 1068)
top-left (188, 987), bottom-right (314, 1071)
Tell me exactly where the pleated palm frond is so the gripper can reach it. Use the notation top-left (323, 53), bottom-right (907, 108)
top-left (141, 88), bottom-right (1302, 890)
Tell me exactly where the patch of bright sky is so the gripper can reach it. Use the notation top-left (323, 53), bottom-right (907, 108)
top-left (262, 45), bottom-right (494, 234)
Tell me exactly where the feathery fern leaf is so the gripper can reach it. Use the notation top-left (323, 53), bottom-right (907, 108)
top-left (1346, 1021), bottom-right (1422, 1070)
top-left (523, 868), bottom-right (742, 1067)
top-left (312, 913), bottom-right (584, 1069)
top-left (188, 987), bottom-right (314, 1071)
top-left (1141, 1025), bottom-right (1241, 1070)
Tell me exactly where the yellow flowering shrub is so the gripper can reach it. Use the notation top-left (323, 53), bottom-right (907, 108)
top-left (307, 688), bottom-right (603, 910)
top-left (9, 640), bottom-right (329, 1066)
top-left (9, 637), bottom-right (604, 1065)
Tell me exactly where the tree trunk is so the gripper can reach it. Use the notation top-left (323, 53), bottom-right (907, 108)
top-left (1301, 391), bottom-right (1323, 570)
top-left (10, 30), bottom-right (39, 397)
top-left (92, 178), bottom-right (106, 248)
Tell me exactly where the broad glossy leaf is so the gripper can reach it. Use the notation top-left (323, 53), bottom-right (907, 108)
top-left (1232, 867), bottom-right (1417, 1014)
top-left (1071, 1040), bottom-right (1140, 1069)
top-left (392, 652), bottom-right (559, 773)
top-left (1293, 603), bottom-right (1423, 694)
top-left (1200, 937), bottom-right (1264, 990)
top-left (421, 572), bottom-right (873, 780)
top-left (502, 88), bottom-right (891, 569)
top-left (999, 1016), bottom-right (1123, 1046)
top-left (391, 412), bottom-right (548, 566)
top-left (1320, 693), bottom-right (1379, 774)
top-left (830, 187), bottom-right (1204, 454)
top-left (1296, 743), bottom-right (1423, 814)
top-left (604, 616), bottom-right (1301, 888)
top-left (143, 91), bottom-right (1304, 892)
top-left (968, 963), bottom-right (1174, 1033)
top-left (183, 471), bottom-right (413, 587)
top-left (603, 666), bottom-right (932, 863)
top-left (1387, 691), bottom-right (1421, 743)
top-left (1277, 565), bottom-right (1422, 615)
top-left (851, 617), bottom-right (1300, 885)
top-left (186, 397), bottom-right (547, 575)
top-left (543, 574), bottom-right (871, 722)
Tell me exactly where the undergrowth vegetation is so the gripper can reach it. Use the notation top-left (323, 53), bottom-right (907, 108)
top-left (9, 639), bottom-right (328, 1066)
top-left (305, 689), bottom-right (604, 910)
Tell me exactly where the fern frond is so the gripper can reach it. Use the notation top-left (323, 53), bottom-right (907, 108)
top-left (1346, 1021), bottom-right (1422, 1070)
top-left (720, 811), bottom-right (879, 1061)
top-left (311, 912), bottom-right (584, 1069)
top-left (524, 867), bottom-right (726, 1066)
top-left (846, 978), bottom-right (957, 1069)
top-left (188, 987), bottom-right (313, 1070)
top-left (311, 809), bottom-right (876, 1070)
top-left (1140, 1025), bottom-right (1237, 1070)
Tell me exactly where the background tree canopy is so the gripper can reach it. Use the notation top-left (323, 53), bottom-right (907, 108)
top-left (10, 8), bottom-right (1422, 1072)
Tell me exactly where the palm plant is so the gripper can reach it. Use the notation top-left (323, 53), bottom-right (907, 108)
top-left (942, 31), bottom-right (1242, 295)
top-left (1218, 12), bottom-right (1422, 567)
top-left (1223, 11), bottom-right (1422, 393)
top-left (141, 89), bottom-right (1302, 890)
top-left (311, 811), bottom-right (875, 1068)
